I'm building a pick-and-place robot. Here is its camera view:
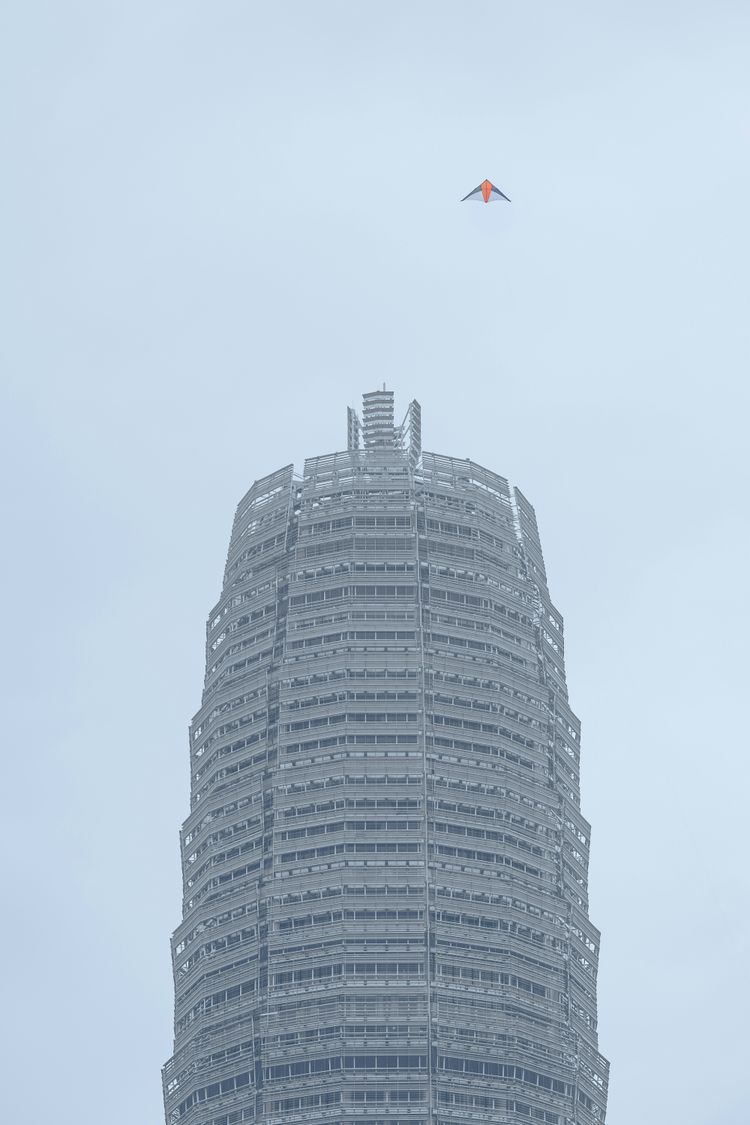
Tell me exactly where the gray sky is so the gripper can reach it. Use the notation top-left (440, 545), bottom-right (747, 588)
top-left (2, 2), bottom-right (749, 1122)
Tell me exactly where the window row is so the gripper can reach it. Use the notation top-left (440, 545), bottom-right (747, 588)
top-left (287, 629), bottom-right (417, 650)
top-left (437, 1090), bottom-right (560, 1123)
top-left (294, 560), bottom-right (416, 581)
top-left (286, 689), bottom-right (418, 709)
top-left (300, 515), bottom-right (413, 536)
top-left (273, 962), bottom-right (424, 985)
top-left (277, 907), bottom-right (422, 931)
top-left (173, 1070), bottom-right (251, 1118)
top-left (284, 734), bottom-right (420, 754)
top-left (278, 841), bottom-right (422, 864)
top-left (440, 1055), bottom-right (571, 1094)
top-left (279, 772), bottom-right (422, 794)
top-left (274, 883), bottom-right (424, 906)
top-left (184, 815), bottom-right (263, 867)
top-left (266, 1053), bottom-right (428, 1080)
top-left (282, 795), bottom-right (421, 817)
top-left (437, 964), bottom-right (549, 998)
top-left (287, 711), bottom-right (418, 732)
top-left (290, 584), bottom-right (417, 606)
top-left (300, 535), bottom-right (414, 559)
top-left (278, 820), bottom-right (421, 841)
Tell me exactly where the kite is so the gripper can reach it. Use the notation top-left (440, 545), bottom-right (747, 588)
top-left (461, 179), bottom-right (511, 204)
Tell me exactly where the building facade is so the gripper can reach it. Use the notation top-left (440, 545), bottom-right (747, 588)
top-left (163, 391), bottom-right (609, 1125)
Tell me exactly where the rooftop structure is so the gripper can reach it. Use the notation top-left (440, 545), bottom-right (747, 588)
top-left (163, 391), bottom-right (609, 1125)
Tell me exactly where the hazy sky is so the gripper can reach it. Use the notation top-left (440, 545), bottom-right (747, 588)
top-left (2, 3), bottom-right (749, 1122)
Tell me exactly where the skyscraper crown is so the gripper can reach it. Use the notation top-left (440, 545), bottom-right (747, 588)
top-left (347, 387), bottom-right (421, 466)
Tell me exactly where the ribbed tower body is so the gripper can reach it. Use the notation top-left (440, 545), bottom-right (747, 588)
top-left (164, 392), bottom-right (609, 1125)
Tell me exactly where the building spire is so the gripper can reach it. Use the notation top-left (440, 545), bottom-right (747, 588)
top-left (347, 390), bottom-right (422, 467)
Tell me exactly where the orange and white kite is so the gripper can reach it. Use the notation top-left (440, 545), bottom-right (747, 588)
top-left (461, 179), bottom-right (511, 204)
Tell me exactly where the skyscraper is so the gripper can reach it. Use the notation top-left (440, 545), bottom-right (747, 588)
top-left (163, 390), bottom-right (609, 1125)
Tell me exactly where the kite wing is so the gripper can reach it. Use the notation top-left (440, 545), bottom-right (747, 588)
top-left (461, 179), bottom-right (511, 203)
